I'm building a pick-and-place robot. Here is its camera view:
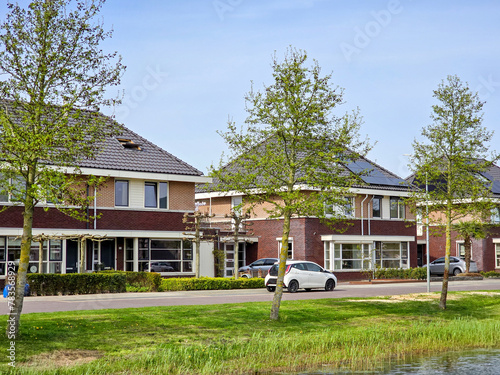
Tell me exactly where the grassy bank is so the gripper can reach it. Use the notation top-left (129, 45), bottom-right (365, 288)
top-left (1, 291), bottom-right (500, 374)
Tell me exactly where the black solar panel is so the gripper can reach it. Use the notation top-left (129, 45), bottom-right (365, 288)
top-left (479, 171), bottom-right (500, 194)
top-left (346, 161), bottom-right (407, 187)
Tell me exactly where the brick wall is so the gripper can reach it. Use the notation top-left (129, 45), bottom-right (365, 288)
top-left (169, 182), bottom-right (195, 211)
top-left (0, 206), bottom-right (188, 232)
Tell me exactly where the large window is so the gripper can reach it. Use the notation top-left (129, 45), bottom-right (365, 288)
top-left (145, 182), bottom-right (168, 208)
top-left (138, 238), bottom-right (192, 273)
top-left (6, 237), bottom-right (62, 274)
top-left (374, 242), bottom-right (408, 269)
top-left (390, 197), bottom-right (405, 219)
top-left (325, 241), bottom-right (409, 271)
top-left (496, 244), bottom-right (500, 268)
top-left (372, 196), bottom-right (382, 218)
top-left (115, 180), bottom-right (129, 207)
top-left (332, 243), bottom-right (370, 270)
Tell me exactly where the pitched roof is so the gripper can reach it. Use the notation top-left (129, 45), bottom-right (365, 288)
top-left (405, 162), bottom-right (500, 198)
top-left (0, 100), bottom-right (203, 177)
top-left (198, 147), bottom-right (410, 194)
top-left (80, 123), bottom-right (203, 176)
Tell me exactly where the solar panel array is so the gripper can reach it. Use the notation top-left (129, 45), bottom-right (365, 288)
top-left (479, 171), bottom-right (500, 194)
top-left (346, 161), bottom-right (408, 187)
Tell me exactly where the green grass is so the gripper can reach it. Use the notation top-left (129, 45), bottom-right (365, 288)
top-left (1, 291), bottom-right (500, 374)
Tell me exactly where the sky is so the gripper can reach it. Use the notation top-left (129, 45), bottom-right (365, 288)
top-left (2, 0), bottom-right (500, 178)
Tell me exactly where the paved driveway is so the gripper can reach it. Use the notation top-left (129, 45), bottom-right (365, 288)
top-left (2, 279), bottom-right (500, 315)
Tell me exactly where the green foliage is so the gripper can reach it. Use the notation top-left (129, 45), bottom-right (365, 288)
top-left (373, 267), bottom-right (427, 280)
top-left (160, 277), bottom-right (265, 291)
top-left (97, 270), bottom-right (162, 292)
top-left (481, 271), bottom-right (500, 278)
top-left (27, 273), bottom-right (126, 295)
top-left (210, 47), bottom-right (371, 224)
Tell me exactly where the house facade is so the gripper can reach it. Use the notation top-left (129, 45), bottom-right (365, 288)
top-left (414, 163), bottom-right (500, 273)
top-left (196, 158), bottom-right (418, 281)
top-left (0, 124), bottom-right (213, 278)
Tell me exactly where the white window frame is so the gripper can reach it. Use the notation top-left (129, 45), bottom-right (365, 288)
top-left (278, 238), bottom-right (293, 259)
top-left (390, 197), bottom-right (405, 219)
top-left (115, 180), bottom-right (129, 207)
top-left (496, 243), bottom-right (500, 269)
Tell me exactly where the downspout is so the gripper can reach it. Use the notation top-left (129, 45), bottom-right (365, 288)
top-left (94, 186), bottom-right (97, 230)
top-left (368, 197), bottom-right (374, 236)
top-left (86, 184), bottom-right (90, 230)
top-left (361, 194), bottom-right (369, 236)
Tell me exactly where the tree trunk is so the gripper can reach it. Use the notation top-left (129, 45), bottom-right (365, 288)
top-left (270, 211), bottom-right (291, 321)
top-left (38, 241), bottom-right (43, 274)
top-left (79, 237), bottom-right (86, 273)
top-left (6, 167), bottom-right (36, 338)
top-left (233, 214), bottom-right (240, 280)
top-left (464, 236), bottom-right (472, 273)
top-left (439, 206), bottom-right (452, 310)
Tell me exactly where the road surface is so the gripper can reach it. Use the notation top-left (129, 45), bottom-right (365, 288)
top-left (2, 279), bottom-right (500, 315)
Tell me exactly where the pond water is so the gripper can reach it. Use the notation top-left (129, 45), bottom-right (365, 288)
top-left (292, 349), bottom-right (500, 375)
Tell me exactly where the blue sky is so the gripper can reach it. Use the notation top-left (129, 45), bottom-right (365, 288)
top-left (3, 0), bottom-right (500, 177)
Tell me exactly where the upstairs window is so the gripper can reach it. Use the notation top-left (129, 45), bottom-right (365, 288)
top-left (491, 207), bottom-right (500, 224)
top-left (115, 180), bottom-right (129, 207)
top-left (390, 197), bottom-right (405, 219)
top-left (145, 182), bottom-right (168, 209)
top-left (325, 197), bottom-right (354, 218)
top-left (372, 196), bottom-right (382, 218)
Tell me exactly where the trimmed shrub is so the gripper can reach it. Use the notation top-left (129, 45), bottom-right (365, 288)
top-left (97, 271), bottom-right (162, 292)
top-left (373, 267), bottom-right (427, 280)
top-left (481, 271), bottom-right (500, 278)
top-left (160, 277), bottom-right (265, 291)
top-left (27, 273), bottom-right (126, 296)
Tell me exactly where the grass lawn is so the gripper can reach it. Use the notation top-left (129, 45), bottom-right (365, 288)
top-left (1, 291), bottom-right (500, 374)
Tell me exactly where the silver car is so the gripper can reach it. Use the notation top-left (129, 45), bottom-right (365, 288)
top-left (424, 256), bottom-right (478, 276)
top-left (238, 258), bottom-right (279, 278)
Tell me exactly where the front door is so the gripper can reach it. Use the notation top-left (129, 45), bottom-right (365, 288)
top-left (66, 240), bottom-right (79, 273)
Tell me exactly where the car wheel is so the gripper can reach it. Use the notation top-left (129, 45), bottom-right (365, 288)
top-left (242, 274), bottom-right (250, 278)
top-left (288, 280), bottom-right (299, 293)
top-left (266, 286), bottom-right (276, 292)
top-left (453, 268), bottom-right (462, 276)
top-left (325, 279), bottom-right (335, 291)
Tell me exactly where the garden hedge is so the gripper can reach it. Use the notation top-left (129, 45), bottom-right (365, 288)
top-left (160, 277), bottom-right (265, 291)
top-left (371, 267), bottom-right (427, 280)
top-left (27, 273), bottom-right (126, 296)
top-left (97, 270), bottom-right (162, 292)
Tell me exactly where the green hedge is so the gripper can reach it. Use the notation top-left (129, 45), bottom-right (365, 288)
top-left (481, 271), bottom-right (500, 278)
top-left (97, 271), bottom-right (162, 292)
top-left (27, 273), bottom-right (127, 296)
top-left (160, 277), bottom-right (265, 291)
top-left (372, 267), bottom-right (427, 280)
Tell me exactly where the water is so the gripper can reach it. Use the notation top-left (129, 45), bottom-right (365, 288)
top-left (295, 349), bottom-right (500, 374)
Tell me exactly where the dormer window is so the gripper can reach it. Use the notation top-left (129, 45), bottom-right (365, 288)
top-left (117, 138), bottom-right (141, 150)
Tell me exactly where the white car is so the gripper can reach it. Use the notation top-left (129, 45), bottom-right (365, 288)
top-left (264, 260), bottom-right (337, 293)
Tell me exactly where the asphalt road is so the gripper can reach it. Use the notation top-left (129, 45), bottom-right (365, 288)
top-left (2, 279), bottom-right (500, 315)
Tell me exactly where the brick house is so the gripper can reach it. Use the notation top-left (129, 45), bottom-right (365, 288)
top-left (411, 163), bottom-right (500, 272)
top-left (0, 120), bottom-right (213, 277)
top-left (196, 157), bottom-right (418, 281)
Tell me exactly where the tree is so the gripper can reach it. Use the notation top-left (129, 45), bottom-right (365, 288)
top-left (409, 75), bottom-right (499, 309)
top-left (225, 210), bottom-right (251, 279)
top-left (183, 211), bottom-right (215, 278)
top-left (211, 47), bottom-right (370, 320)
top-left (453, 220), bottom-right (488, 273)
top-left (0, 0), bottom-right (124, 337)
